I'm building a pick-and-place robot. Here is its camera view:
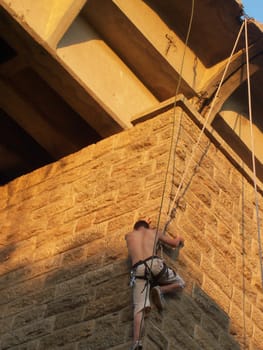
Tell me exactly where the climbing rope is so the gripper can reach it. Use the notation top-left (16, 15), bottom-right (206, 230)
top-left (165, 20), bottom-right (246, 229)
top-left (153, 0), bottom-right (196, 248)
top-left (136, 0), bottom-right (196, 345)
top-left (134, 6), bottom-right (263, 350)
top-left (244, 18), bottom-right (263, 290)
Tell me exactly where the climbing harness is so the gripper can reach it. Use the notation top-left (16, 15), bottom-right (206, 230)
top-left (130, 256), bottom-right (171, 289)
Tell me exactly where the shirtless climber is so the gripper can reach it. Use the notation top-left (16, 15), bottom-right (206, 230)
top-left (125, 219), bottom-right (185, 350)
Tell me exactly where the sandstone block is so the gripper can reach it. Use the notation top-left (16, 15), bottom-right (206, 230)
top-left (54, 306), bottom-right (84, 330)
top-left (194, 325), bottom-right (222, 350)
top-left (193, 285), bottom-right (230, 330)
top-left (46, 285), bottom-right (95, 318)
top-left (38, 321), bottom-right (94, 350)
top-left (218, 331), bottom-right (242, 350)
top-left (166, 320), bottom-right (202, 350)
top-left (201, 256), bottom-right (233, 298)
top-left (4, 287), bottom-right (55, 317)
top-left (1, 319), bottom-right (54, 349)
top-left (12, 304), bottom-right (46, 329)
top-left (83, 292), bottom-right (129, 321)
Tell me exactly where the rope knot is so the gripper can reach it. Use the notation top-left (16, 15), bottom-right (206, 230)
top-left (170, 207), bottom-right (177, 219)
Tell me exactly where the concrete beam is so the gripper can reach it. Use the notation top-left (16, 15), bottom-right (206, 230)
top-left (0, 5), bottom-right (124, 137)
top-left (0, 55), bottom-right (28, 77)
top-left (202, 54), bottom-right (263, 124)
top-left (142, 0), bottom-right (245, 67)
top-left (189, 30), bottom-right (263, 128)
top-left (82, 0), bottom-right (196, 100)
top-left (0, 109), bottom-right (52, 168)
top-left (56, 15), bottom-right (158, 125)
top-left (0, 78), bottom-right (79, 158)
top-left (0, 0), bottom-right (87, 47)
top-left (47, 0), bottom-right (87, 48)
top-left (198, 37), bottom-right (263, 106)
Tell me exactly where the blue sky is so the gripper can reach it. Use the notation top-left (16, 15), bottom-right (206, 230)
top-left (242, 0), bottom-right (263, 23)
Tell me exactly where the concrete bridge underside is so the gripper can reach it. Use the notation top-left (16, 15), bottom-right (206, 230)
top-left (0, 0), bottom-right (263, 184)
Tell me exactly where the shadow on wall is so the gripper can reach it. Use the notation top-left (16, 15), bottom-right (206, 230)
top-left (144, 285), bottom-right (241, 350)
top-left (0, 246), bottom-right (132, 349)
top-left (0, 235), bottom-right (242, 350)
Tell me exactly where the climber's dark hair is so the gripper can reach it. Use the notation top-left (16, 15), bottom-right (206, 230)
top-left (133, 220), bottom-right (150, 230)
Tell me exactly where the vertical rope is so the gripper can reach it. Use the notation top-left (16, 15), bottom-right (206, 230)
top-left (137, 0), bottom-right (196, 345)
top-left (244, 18), bottom-right (263, 289)
top-left (166, 21), bottom-right (245, 222)
top-left (236, 111), bottom-right (247, 349)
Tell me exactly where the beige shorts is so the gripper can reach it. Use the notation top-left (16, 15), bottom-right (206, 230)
top-left (132, 257), bottom-right (180, 314)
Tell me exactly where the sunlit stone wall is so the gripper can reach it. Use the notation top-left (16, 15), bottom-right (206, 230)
top-left (0, 104), bottom-right (263, 349)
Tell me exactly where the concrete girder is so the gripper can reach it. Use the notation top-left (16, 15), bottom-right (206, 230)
top-left (0, 4), bottom-right (124, 138)
top-left (47, 0), bottom-right (87, 48)
top-left (197, 37), bottom-right (263, 124)
top-left (142, 0), bottom-right (245, 67)
top-left (0, 0), bottom-right (262, 184)
top-left (204, 57), bottom-right (261, 125)
top-left (0, 0), bottom-right (87, 47)
top-left (81, 0), bottom-right (196, 100)
top-left (0, 109), bottom-right (52, 171)
top-left (0, 1), bottom-right (159, 131)
top-left (0, 78), bottom-right (80, 158)
top-left (0, 55), bottom-right (28, 77)
top-left (56, 15), bottom-right (159, 125)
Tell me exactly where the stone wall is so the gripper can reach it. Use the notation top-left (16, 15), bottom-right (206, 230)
top-left (0, 104), bottom-right (263, 350)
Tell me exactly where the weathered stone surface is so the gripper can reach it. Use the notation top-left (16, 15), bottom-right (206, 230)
top-left (12, 304), bottom-right (47, 329)
top-left (45, 291), bottom-right (93, 317)
top-left (83, 292), bottom-right (129, 321)
top-left (54, 306), bottom-right (85, 330)
top-left (229, 302), bottom-right (254, 338)
top-left (9, 339), bottom-right (40, 350)
top-left (0, 315), bottom-right (14, 335)
top-left (3, 287), bottom-right (56, 317)
top-left (252, 305), bottom-right (263, 331)
top-left (0, 275), bottom-right (46, 305)
top-left (1, 319), bottom-right (54, 349)
top-left (253, 326), bottom-right (263, 349)
top-left (194, 325), bottom-right (222, 350)
top-left (201, 256), bottom-right (233, 298)
top-left (38, 321), bottom-right (94, 350)
top-left (167, 321), bottom-right (202, 350)
top-left (219, 331), bottom-right (241, 350)
top-left (146, 325), bottom-right (169, 349)
top-left (45, 255), bottom-right (103, 286)
top-left (193, 286), bottom-right (230, 330)
top-left (0, 109), bottom-right (262, 350)
top-left (78, 315), bottom-right (126, 350)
